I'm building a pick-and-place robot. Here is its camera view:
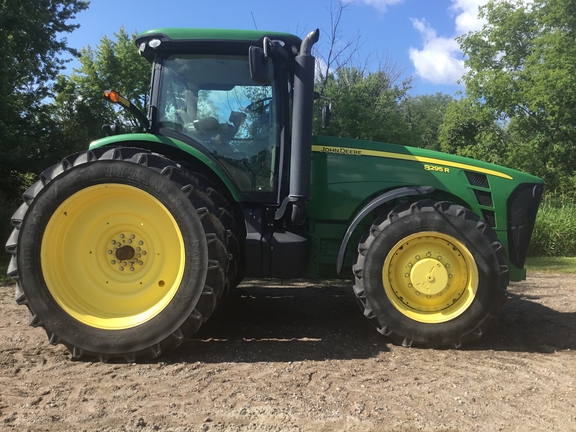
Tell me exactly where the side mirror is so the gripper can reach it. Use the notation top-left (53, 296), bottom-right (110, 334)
top-left (322, 104), bottom-right (331, 128)
top-left (249, 46), bottom-right (272, 85)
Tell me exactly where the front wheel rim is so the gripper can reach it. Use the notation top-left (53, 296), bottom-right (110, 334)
top-left (41, 184), bottom-right (186, 330)
top-left (383, 231), bottom-right (479, 323)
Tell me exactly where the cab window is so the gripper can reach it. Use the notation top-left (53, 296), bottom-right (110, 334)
top-left (158, 54), bottom-right (278, 194)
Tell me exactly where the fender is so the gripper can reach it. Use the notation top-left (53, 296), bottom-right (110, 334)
top-left (89, 133), bottom-right (242, 201)
top-left (336, 185), bottom-right (435, 274)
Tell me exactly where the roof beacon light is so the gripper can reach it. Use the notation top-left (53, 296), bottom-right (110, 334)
top-left (148, 39), bottom-right (161, 49)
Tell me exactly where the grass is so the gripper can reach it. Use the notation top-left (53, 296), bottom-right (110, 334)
top-left (525, 256), bottom-right (576, 274)
top-left (528, 197), bottom-right (576, 257)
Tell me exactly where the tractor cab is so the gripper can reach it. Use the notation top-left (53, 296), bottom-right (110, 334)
top-left (136, 29), bottom-right (306, 205)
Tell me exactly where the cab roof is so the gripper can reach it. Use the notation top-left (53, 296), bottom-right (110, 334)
top-left (136, 28), bottom-right (302, 61)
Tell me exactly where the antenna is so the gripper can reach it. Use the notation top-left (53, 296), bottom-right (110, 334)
top-left (251, 11), bottom-right (258, 30)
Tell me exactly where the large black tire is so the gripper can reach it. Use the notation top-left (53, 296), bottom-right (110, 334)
top-left (352, 200), bottom-right (509, 348)
top-left (5, 147), bottom-right (232, 361)
top-left (183, 172), bottom-right (245, 290)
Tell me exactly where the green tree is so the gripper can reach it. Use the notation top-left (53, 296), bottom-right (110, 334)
top-left (0, 0), bottom-right (89, 200)
top-left (458, 0), bottom-right (576, 194)
top-left (55, 27), bottom-right (151, 141)
top-left (314, 67), bottom-right (412, 144)
top-left (399, 93), bottom-right (454, 151)
top-left (438, 97), bottom-right (509, 165)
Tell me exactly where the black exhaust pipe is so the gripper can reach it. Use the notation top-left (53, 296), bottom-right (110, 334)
top-left (277, 28), bottom-right (320, 224)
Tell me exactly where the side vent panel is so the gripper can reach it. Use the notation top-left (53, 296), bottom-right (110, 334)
top-left (465, 171), bottom-right (489, 188)
top-left (473, 190), bottom-right (493, 207)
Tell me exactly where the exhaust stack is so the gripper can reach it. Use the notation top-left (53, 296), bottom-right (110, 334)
top-left (277, 28), bottom-right (319, 224)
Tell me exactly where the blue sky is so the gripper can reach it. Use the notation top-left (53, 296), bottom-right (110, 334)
top-left (64, 0), bottom-right (488, 96)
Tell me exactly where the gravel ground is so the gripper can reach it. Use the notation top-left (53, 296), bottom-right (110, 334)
top-left (1, 273), bottom-right (575, 431)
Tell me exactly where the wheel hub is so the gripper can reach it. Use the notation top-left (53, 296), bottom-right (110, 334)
top-left (107, 233), bottom-right (147, 272)
top-left (410, 258), bottom-right (449, 296)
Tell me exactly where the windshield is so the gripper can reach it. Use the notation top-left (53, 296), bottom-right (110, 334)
top-left (158, 54), bottom-right (278, 194)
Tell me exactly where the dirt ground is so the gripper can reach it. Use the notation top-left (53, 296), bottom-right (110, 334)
top-left (1, 273), bottom-right (575, 432)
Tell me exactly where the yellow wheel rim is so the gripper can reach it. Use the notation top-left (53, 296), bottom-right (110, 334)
top-left (383, 231), bottom-right (478, 323)
top-left (41, 184), bottom-right (185, 330)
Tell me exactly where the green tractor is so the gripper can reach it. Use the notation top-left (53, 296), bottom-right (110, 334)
top-left (6, 28), bottom-right (543, 361)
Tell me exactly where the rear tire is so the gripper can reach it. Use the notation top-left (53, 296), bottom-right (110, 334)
top-left (352, 200), bottom-right (509, 348)
top-left (6, 147), bottom-right (230, 361)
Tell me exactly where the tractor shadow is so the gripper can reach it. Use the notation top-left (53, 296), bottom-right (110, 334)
top-left (467, 285), bottom-right (576, 353)
top-left (164, 277), bottom-right (576, 364)
top-left (168, 279), bottom-right (390, 363)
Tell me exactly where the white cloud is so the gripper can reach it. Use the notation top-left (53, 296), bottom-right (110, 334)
top-left (451, 0), bottom-right (487, 34)
top-left (358, 0), bottom-right (405, 12)
top-left (409, 0), bottom-right (489, 85)
top-left (409, 18), bottom-right (465, 85)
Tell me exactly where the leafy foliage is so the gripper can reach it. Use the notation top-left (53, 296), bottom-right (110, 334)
top-left (0, 0), bottom-right (88, 200)
top-left (314, 68), bottom-right (413, 144)
top-left (55, 27), bottom-right (151, 141)
top-left (399, 93), bottom-right (454, 151)
top-left (457, 0), bottom-right (576, 195)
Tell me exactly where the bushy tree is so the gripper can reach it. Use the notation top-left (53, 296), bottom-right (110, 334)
top-left (314, 68), bottom-right (412, 144)
top-left (55, 27), bottom-right (151, 142)
top-left (458, 0), bottom-right (576, 194)
top-left (438, 97), bottom-right (510, 166)
top-left (399, 93), bottom-right (454, 151)
top-left (0, 0), bottom-right (88, 200)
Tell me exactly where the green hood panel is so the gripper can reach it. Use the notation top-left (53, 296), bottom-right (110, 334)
top-left (89, 133), bottom-right (242, 201)
top-left (308, 135), bottom-right (543, 228)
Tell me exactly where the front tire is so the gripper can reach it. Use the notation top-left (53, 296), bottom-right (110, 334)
top-left (6, 147), bottom-right (230, 361)
top-left (353, 200), bottom-right (509, 348)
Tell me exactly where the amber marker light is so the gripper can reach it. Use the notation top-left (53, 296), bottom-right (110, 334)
top-left (104, 90), bottom-right (129, 107)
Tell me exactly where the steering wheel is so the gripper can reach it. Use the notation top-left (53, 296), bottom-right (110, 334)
top-left (244, 97), bottom-right (273, 114)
